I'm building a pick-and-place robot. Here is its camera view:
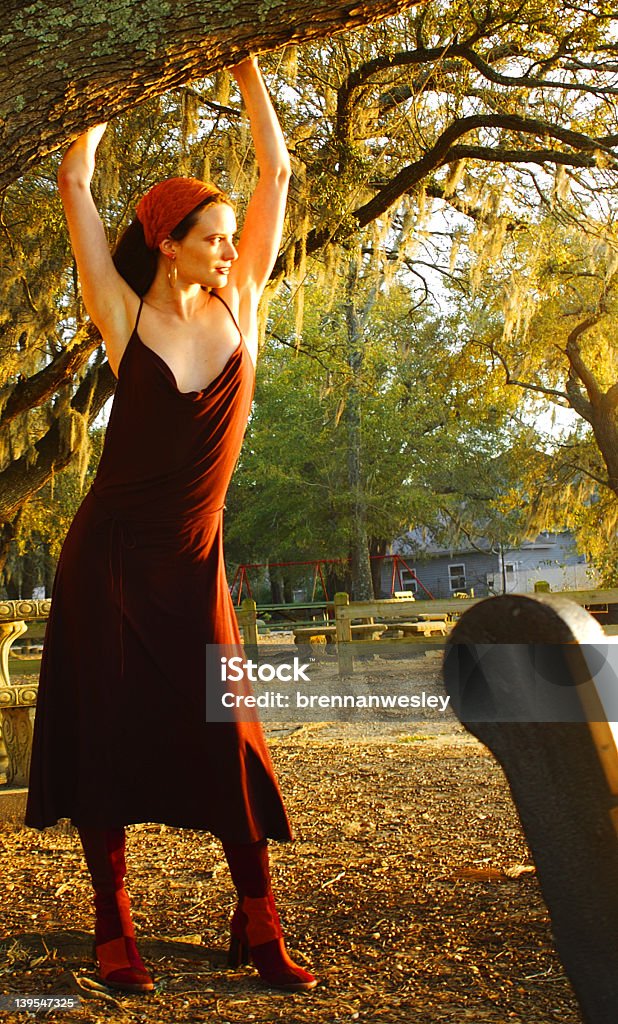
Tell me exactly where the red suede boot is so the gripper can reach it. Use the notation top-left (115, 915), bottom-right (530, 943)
top-left (78, 827), bottom-right (154, 994)
top-left (228, 892), bottom-right (317, 991)
top-left (223, 839), bottom-right (317, 992)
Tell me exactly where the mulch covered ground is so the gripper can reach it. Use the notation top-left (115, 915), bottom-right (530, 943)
top-left (0, 722), bottom-right (582, 1024)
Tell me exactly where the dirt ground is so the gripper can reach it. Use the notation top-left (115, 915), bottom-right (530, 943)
top-left (0, 651), bottom-right (583, 1024)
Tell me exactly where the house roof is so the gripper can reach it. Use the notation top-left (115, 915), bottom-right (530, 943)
top-left (391, 529), bottom-right (577, 560)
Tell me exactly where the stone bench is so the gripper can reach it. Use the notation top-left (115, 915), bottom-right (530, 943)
top-left (0, 600), bottom-right (51, 789)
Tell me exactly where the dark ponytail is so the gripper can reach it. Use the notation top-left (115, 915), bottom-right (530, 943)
top-left (112, 218), bottom-right (158, 297)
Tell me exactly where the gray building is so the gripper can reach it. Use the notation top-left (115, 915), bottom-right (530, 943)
top-left (381, 530), bottom-right (595, 600)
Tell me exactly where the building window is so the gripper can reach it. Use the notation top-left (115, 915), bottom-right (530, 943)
top-left (449, 564), bottom-right (466, 591)
top-left (399, 569), bottom-right (418, 593)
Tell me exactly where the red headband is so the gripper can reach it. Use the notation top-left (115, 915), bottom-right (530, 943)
top-left (136, 177), bottom-right (225, 250)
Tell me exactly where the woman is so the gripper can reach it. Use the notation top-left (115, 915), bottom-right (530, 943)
top-left (25, 58), bottom-right (316, 995)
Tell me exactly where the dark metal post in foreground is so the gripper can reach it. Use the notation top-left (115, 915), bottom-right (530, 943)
top-left (442, 593), bottom-right (618, 1024)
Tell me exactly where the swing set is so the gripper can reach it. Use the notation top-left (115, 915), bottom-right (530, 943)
top-left (229, 554), bottom-right (434, 606)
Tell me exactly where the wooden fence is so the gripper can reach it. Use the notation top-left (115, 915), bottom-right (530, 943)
top-left (1, 589), bottom-right (617, 787)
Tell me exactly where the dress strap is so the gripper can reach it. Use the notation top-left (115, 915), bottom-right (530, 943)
top-left (211, 291), bottom-right (243, 341)
top-left (134, 298), bottom-right (144, 334)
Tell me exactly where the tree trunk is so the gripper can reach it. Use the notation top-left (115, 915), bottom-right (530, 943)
top-left (20, 550), bottom-right (38, 600)
top-left (344, 257), bottom-right (374, 602)
top-left (589, 406), bottom-right (618, 497)
top-left (1, 0), bottom-right (422, 189)
top-left (325, 561), bottom-right (352, 599)
top-left (565, 321), bottom-right (618, 497)
top-left (369, 536), bottom-right (389, 597)
top-left (44, 550), bottom-right (56, 598)
top-left (4, 576), bottom-right (20, 601)
top-left (269, 565), bottom-right (284, 603)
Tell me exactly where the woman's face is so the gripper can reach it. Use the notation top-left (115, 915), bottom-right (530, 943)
top-left (168, 203), bottom-right (238, 289)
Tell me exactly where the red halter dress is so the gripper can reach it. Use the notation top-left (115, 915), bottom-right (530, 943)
top-left (25, 294), bottom-right (292, 842)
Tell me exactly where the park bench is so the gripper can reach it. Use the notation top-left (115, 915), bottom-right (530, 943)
top-left (443, 593), bottom-right (618, 1024)
top-left (292, 625), bottom-right (336, 643)
top-left (247, 600), bottom-right (332, 625)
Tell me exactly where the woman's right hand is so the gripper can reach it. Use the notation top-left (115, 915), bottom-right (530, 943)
top-left (58, 123), bottom-right (109, 186)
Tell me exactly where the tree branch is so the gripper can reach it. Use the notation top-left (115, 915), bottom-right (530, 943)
top-left (0, 322), bottom-right (101, 427)
top-left (0, 0), bottom-right (426, 189)
top-left (453, 40), bottom-right (618, 98)
top-left (445, 144), bottom-right (608, 170)
top-left (565, 314), bottom-right (605, 406)
top-left (352, 114), bottom-right (616, 231)
top-left (335, 38), bottom-right (618, 144)
top-left (0, 361), bottom-right (115, 522)
top-left (476, 339), bottom-right (572, 405)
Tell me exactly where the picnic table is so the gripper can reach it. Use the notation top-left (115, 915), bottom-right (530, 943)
top-left (383, 620), bottom-right (451, 637)
top-left (293, 623), bottom-right (387, 644)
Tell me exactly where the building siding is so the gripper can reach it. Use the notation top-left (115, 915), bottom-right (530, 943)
top-left (381, 531), bottom-right (595, 600)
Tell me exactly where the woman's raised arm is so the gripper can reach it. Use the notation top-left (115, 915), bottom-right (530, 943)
top-left (57, 125), bottom-right (137, 375)
top-left (226, 58), bottom-right (291, 306)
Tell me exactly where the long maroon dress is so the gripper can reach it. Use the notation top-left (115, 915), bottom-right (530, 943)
top-left (25, 295), bottom-right (292, 842)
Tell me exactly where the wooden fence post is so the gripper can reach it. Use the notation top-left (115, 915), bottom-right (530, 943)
top-left (239, 596), bottom-right (259, 664)
top-left (240, 596), bottom-right (258, 647)
top-left (334, 592), bottom-right (353, 676)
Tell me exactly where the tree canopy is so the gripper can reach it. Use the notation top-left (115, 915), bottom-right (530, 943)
top-left (461, 213), bottom-right (618, 582)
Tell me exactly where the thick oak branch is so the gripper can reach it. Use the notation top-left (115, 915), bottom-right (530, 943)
top-left (0, 0), bottom-right (424, 189)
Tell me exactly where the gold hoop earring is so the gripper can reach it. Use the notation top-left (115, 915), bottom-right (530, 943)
top-left (167, 258), bottom-right (177, 288)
